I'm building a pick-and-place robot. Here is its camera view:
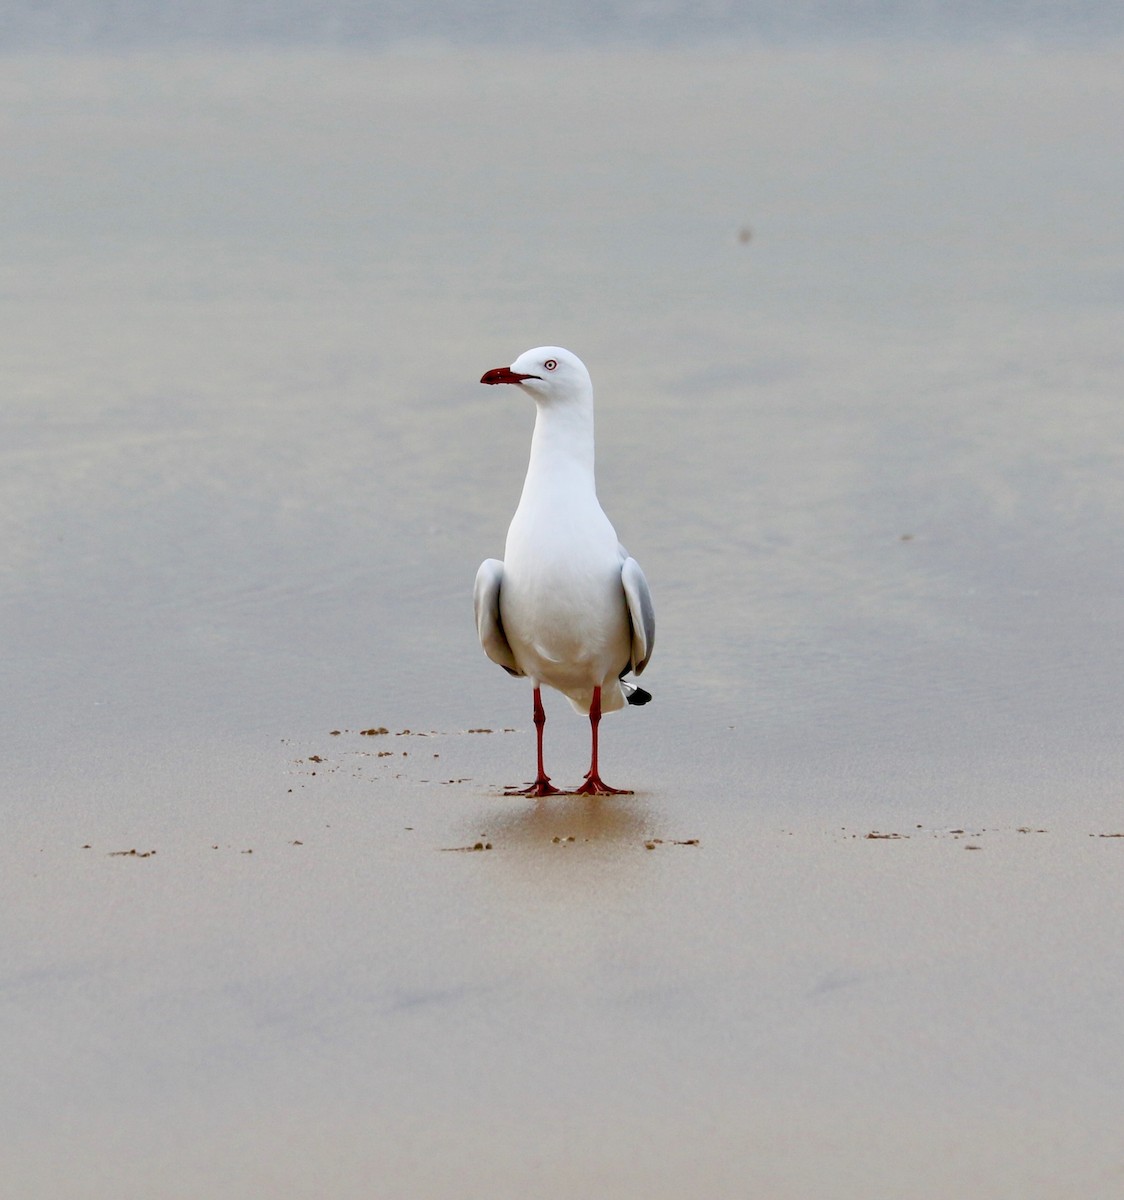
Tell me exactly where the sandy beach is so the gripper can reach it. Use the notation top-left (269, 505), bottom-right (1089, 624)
top-left (3, 37), bottom-right (1124, 1199)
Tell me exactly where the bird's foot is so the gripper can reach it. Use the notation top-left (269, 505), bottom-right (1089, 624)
top-left (571, 775), bottom-right (633, 796)
top-left (504, 777), bottom-right (562, 798)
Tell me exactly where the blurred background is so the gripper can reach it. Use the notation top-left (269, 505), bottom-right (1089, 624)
top-left (2, 7), bottom-right (1123, 1196)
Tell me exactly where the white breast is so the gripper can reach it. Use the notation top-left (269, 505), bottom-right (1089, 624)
top-left (500, 439), bottom-right (631, 711)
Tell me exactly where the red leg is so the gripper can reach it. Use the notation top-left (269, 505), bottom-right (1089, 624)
top-left (572, 686), bottom-right (632, 796)
top-left (505, 686), bottom-right (561, 797)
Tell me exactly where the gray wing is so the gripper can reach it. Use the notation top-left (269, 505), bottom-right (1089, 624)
top-left (621, 556), bottom-right (655, 675)
top-left (473, 558), bottom-right (524, 677)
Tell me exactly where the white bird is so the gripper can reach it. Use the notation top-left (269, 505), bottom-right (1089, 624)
top-left (474, 346), bottom-right (655, 796)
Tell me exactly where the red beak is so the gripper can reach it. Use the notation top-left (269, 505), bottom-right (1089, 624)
top-left (480, 367), bottom-right (539, 385)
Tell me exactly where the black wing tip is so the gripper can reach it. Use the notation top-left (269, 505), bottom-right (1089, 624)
top-left (625, 686), bottom-right (653, 707)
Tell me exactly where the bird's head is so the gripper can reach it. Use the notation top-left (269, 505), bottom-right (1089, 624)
top-left (480, 346), bottom-right (591, 404)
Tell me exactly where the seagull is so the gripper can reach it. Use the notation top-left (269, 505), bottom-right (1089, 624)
top-left (474, 346), bottom-right (655, 796)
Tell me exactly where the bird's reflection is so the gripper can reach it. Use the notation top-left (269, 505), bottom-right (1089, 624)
top-left (463, 791), bottom-right (655, 854)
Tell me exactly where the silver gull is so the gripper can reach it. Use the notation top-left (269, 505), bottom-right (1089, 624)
top-left (474, 346), bottom-right (654, 796)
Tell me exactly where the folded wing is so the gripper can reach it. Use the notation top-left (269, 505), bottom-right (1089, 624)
top-left (474, 558), bottom-right (524, 676)
top-left (621, 556), bottom-right (655, 675)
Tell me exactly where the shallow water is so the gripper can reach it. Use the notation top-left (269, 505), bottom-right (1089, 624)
top-left (3, 43), bottom-right (1124, 1197)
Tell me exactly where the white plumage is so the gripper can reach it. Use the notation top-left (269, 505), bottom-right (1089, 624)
top-left (475, 346), bottom-right (654, 796)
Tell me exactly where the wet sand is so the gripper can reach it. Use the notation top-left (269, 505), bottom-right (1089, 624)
top-left (3, 43), bottom-right (1124, 1198)
top-left (6, 729), bottom-right (1124, 1198)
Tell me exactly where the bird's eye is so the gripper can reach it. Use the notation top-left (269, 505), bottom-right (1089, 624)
top-left (544, 359), bottom-right (558, 371)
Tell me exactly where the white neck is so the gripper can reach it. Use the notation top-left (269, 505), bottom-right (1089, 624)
top-left (523, 392), bottom-right (597, 493)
